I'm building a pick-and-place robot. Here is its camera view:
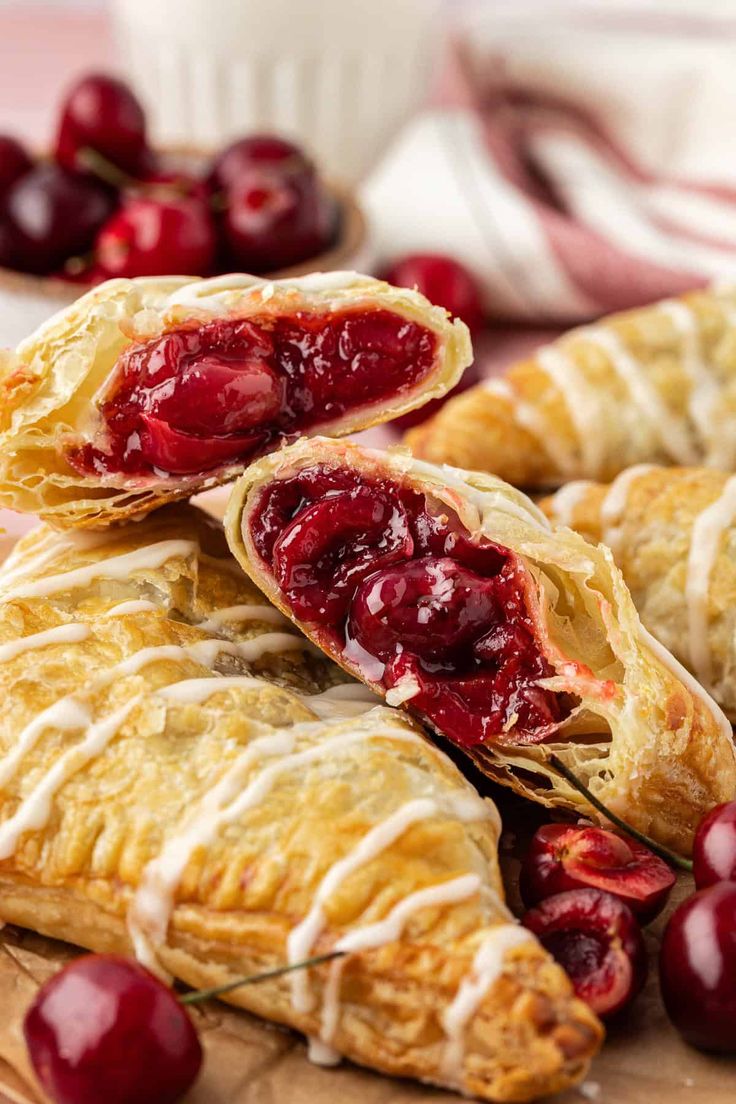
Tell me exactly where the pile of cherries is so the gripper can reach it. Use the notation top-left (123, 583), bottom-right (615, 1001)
top-left (520, 798), bottom-right (736, 1052)
top-left (0, 73), bottom-right (337, 281)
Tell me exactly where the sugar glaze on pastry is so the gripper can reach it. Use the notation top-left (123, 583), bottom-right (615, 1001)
top-left (0, 505), bottom-right (601, 1102)
top-left (543, 465), bottom-right (736, 719)
top-left (407, 286), bottom-right (736, 487)
top-left (0, 271), bottom-right (471, 528)
top-left (226, 437), bottom-right (736, 855)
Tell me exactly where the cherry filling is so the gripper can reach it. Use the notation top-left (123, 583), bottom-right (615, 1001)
top-left (67, 310), bottom-right (438, 478)
top-left (250, 465), bottom-right (570, 748)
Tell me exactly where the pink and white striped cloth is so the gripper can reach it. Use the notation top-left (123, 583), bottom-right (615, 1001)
top-left (363, 1), bottom-right (736, 322)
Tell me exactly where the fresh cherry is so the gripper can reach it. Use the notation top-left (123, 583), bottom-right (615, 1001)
top-left (660, 881), bottom-right (736, 1052)
top-left (55, 73), bottom-right (150, 176)
top-left (95, 194), bottom-right (217, 278)
top-left (692, 800), bottom-right (736, 889)
top-left (5, 163), bottom-right (115, 274)
top-left (222, 169), bottom-right (335, 272)
top-left (24, 954), bottom-right (202, 1104)
top-left (382, 253), bottom-right (483, 429)
top-left (520, 823), bottom-right (675, 924)
top-left (209, 134), bottom-right (313, 192)
top-left (523, 888), bottom-right (647, 1018)
top-left (0, 135), bottom-right (32, 201)
top-left (383, 254), bottom-right (484, 334)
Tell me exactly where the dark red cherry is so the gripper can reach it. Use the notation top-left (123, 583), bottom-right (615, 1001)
top-left (95, 195), bottom-right (216, 278)
top-left (222, 170), bottom-right (335, 272)
top-left (523, 888), bottom-right (647, 1018)
top-left (23, 954), bottom-right (202, 1104)
top-left (55, 73), bottom-right (150, 176)
top-left (693, 800), bottom-right (736, 889)
top-left (383, 253), bottom-right (484, 333)
top-left (520, 823), bottom-right (675, 923)
top-left (0, 135), bottom-right (32, 201)
top-left (210, 134), bottom-right (313, 192)
top-left (271, 488), bottom-right (413, 622)
top-left (660, 881), bottom-right (736, 1052)
top-left (348, 556), bottom-right (498, 663)
top-left (5, 164), bottom-right (115, 274)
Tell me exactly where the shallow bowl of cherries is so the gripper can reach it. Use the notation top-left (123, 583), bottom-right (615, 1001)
top-left (0, 72), bottom-right (365, 299)
top-left (519, 781), bottom-right (736, 1056)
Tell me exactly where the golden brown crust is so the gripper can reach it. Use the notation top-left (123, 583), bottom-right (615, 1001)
top-left (0, 273), bottom-right (471, 529)
top-left (226, 439), bottom-right (736, 855)
top-left (406, 286), bottom-right (736, 487)
top-left (541, 466), bottom-right (736, 720)
top-left (0, 506), bottom-right (600, 1102)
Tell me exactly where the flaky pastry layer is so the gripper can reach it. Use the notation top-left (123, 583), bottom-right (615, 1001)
top-left (406, 286), bottom-right (736, 488)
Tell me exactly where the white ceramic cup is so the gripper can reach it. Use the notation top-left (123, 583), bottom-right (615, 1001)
top-left (112, 0), bottom-right (440, 184)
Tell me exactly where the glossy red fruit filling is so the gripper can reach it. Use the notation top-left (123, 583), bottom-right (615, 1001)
top-left (692, 800), bottom-right (736, 889)
top-left (520, 823), bottom-right (676, 924)
top-left (660, 881), bottom-right (736, 1052)
top-left (250, 465), bottom-right (570, 748)
top-left (24, 954), bottom-right (202, 1104)
top-left (67, 311), bottom-right (437, 478)
top-left (523, 888), bottom-right (647, 1018)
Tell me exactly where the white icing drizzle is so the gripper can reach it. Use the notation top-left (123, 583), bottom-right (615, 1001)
top-left (127, 720), bottom-right (434, 969)
top-left (156, 676), bottom-right (264, 704)
top-left (0, 623), bottom-right (90, 664)
top-left (317, 874), bottom-right (483, 1051)
top-left (0, 698), bottom-right (139, 859)
top-left (582, 326), bottom-right (698, 465)
top-left (165, 271), bottom-right (376, 313)
top-left (0, 698), bottom-right (92, 789)
top-left (484, 379), bottom-right (576, 476)
top-left (302, 683), bottom-right (380, 720)
top-left (197, 603), bottom-right (288, 632)
top-left (102, 600), bottom-right (160, 618)
top-left (547, 480), bottom-right (593, 529)
top-left (307, 1038), bottom-right (341, 1067)
top-left (637, 622), bottom-right (733, 745)
top-left (659, 299), bottom-right (721, 461)
top-left (2, 540), bottom-right (198, 601)
top-left (685, 474), bottom-right (736, 691)
top-left (230, 632), bottom-right (310, 662)
top-left (287, 798), bottom-right (441, 1015)
top-left (441, 925), bottom-right (534, 1081)
top-left (384, 673), bottom-right (421, 706)
top-left (536, 345), bottom-right (605, 476)
top-left (599, 464), bottom-right (656, 557)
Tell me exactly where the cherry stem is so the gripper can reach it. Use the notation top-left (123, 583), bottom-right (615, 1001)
top-left (548, 753), bottom-right (693, 872)
top-left (179, 951), bottom-right (345, 1006)
top-left (77, 147), bottom-right (137, 191)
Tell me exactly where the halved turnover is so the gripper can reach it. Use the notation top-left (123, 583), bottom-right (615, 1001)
top-left (0, 271), bottom-right (470, 527)
top-left (0, 506), bottom-right (601, 1103)
top-left (226, 438), bottom-right (736, 855)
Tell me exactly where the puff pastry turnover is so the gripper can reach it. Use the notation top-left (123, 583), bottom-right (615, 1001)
top-left (0, 271), bottom-right (470, 528)
top-left (406, 287), bottom-right (736, 488)
top-left (542, 465), bottom-right (736, 722)
top-left (0, 505), bottom-right (601, 1103)
top-left (225, 437), bottom-right (736, 855)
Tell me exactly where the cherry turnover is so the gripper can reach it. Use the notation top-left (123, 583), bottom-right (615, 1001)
top-left (250, 464), bottom-right (570, 749)
top-left (68, 310), bottom-right (438, 478)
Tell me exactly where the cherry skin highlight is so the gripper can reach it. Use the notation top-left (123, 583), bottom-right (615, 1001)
top-left (95, 194), bottom-right (217, 279)
top-left (520, 823), bottom-right (675, 923)
top-left (523, 888), bottom-right (647, 1018)
top-left (660, 881), bottom-right (736, 1052)
top-left (209, 134), bottom-right (313, 192)
top-left (692, 800), bottom-right (736, 889)
top-left (23, 954), bottom-right (202, 1104)
top-left (55, 73), bottom-right (150, 176)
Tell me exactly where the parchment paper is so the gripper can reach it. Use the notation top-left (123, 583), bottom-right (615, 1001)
top-left (0, 516), bottom-right (733, 1103)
